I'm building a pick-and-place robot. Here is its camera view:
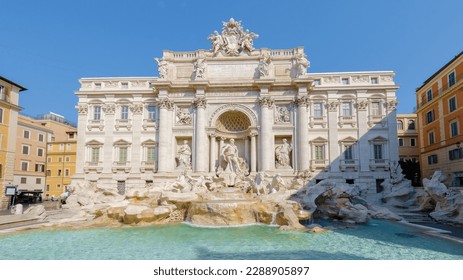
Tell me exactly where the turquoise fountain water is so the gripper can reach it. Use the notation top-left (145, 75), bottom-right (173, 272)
top-left (0, 220), bottom-right (462, 260)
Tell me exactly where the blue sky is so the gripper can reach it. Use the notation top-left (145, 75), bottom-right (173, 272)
top-left (1, 0), bottom-right (462, 123)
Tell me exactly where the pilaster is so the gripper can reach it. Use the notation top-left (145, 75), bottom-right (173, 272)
top-left (157, 97), bottom-right (174, 172)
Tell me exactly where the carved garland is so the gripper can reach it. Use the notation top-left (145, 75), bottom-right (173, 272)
top-left (102, 104), bottom-right (116, 114)
top-left (327, 101), bottom-right (339, 112)
top-left (130, 103), bottom-right (144, 115)
top-left (294, 96), bottom-right (310, 107)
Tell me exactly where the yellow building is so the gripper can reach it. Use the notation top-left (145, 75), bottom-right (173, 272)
top-left (0, 76), bottom-right (26, 210)
top-left (13, 115), bottom-right (53, 200)
top-left (396, 114), bottom-right (419, 162)
top-left (34, 113), bottom-right (77, 199)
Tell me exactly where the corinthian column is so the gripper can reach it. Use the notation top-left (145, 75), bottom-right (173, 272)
top-left (259, 96), bottom-right (274, 171)
top-left (157, 98), bottom-right (174, 172)
top-left (194, 97), bottom-right (208, 172)
top-left (295, 96), bottom-right (310, 171)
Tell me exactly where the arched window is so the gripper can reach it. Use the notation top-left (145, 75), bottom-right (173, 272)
top-left (397, 120), bottom-right (404, 130)
top-left (408, 120), bottom-right (416, 130)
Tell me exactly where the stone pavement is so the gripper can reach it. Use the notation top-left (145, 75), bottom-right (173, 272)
top-left (0, 213), bottom-right (41, 230)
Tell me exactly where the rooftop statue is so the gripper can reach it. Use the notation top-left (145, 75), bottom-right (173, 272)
top-left (208, 18), bottom-right (259, 56)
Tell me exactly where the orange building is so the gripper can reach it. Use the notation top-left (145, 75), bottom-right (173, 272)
top-left (416, 51), bottom-right (463, 187)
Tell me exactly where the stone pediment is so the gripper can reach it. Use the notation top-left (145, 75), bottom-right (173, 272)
top-left (339, 136), bottom-right (357, 143)
top-left (113, 139), bottom-right (131, 146)
top-left (310, 137), bottom-right (328, 143)
top-left (368, 136), bottom-right (388, 142)
top-left (86, 140), bottom-right (103, 146)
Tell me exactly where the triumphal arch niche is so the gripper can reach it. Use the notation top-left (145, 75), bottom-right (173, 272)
top-left (153, 18), bottom-right (311, 185)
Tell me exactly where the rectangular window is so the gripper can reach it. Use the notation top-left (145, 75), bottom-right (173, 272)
top-left (57, 184), bottom-right (61, 188)
top-left (449, 148), bottom-right (463, 160)
top-left (22, 145), bottom-right (30, 155)
top-left (46, 170), bottom-right (51, 176)
top-left (47, 157), bottom-right (52, 163)
top-left (313, 79), bottom-right (321, 86)
top-left (94, 106), bottom-right (101, 120)
top-left (91, 147), bottom-right (100, 163)
top-left (59, 144), bottom-right (64, 150)
top-left (371, 77), bottom-right (378, 84)
top-left (21, 161), bottom-right (29, 171)
top-left (46, 185), bottom-right (50, 191)
top-left (65, 169), bottom-right (70, 176)
top-left (373, 144), bottom-right (383, 159)
top-left (119, 147), bottom-right (128, 163)
top-left (38, 134), bottom-right (45, 142)
top-left (20, 177), bottom-right (27, 184)
top-left (429, 131), bottom-right (435, 144)
top-left (36, 178), bottom-right (41, 184)
top-left (147, 105), bottom-right (156, 120)
top-left (344, 145), bottom-right (353, 160)
top-left (23, 130), bottom-right (30, 139)
top-left (121, 82), bottom-right (128, 89)
top-left (449, 96), bottom-right (457, 112)
top-left (35, 164), bottom-right (45, 172)
top-left (342, 102), bottom-right (352, 116)
top-left (426, 110), bottom-right (435, 124)
top-left (66, 156), bottom-right (70, 162)
top-left (371, 102), bottom-right (381, 116)
top-left (398, 139), bottom-right (404, 146)
top-left (48, 144), bottom-right (53, 151)
top-left (58, 169), bottom-right (62, 176)
top-left (67, 143), bottom-right (71, 149)
top-left (451, 121), bottom-right (459, 137)
top-left (147, 147), bottom-right (155, 162)
top-left (426, 89), bottom-right (433, 102)
top-left (0, 108), bottom-right (3, 123)
top-left (121, 105), bottom-right (129, 120)
top-left (314, 145), bottom-right (325, 160)
top-left (37, 148), bottom-right (44, 157)
top-left (428, 155), bottom-right (438, 164)
top-left (58, 157), bottom-right (62, 162)
top-left (342, 78), bottom-right (349, 85)
top-left (449, 71), bottom-right (456, 87)
top-left (411, 138), bottom-right (416, 147)
top-left (95, 83), bottom-right (101, 89)
top-left (313, 103), bottom-right (323, 117)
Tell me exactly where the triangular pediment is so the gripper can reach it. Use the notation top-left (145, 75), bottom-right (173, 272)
top-left (368, 136), bottom-right (388, 142)
top-left (310, 136), bottom-right (328, 143)
top-left (113, 139), bottom-right (131, 146)
top-left (142, 139), bottom-right (157, 146)
top-left (86, 140), bottom-right (103, 146)
top-left (339, 136), bottom-right (357, 143)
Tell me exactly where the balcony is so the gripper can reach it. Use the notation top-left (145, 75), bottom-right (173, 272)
top-left (369, 159), bottom-right (389, 171)
top-left (141, 161), bottom-right (156, 173)
top-left (84, 161), bottom-right (103, 173)
top-left (112, 161), bottom-right (131, 173)
top-left (142, 119), bottom-right (157, 131)
top-left (310, 159), bottom-right (329, 171)
top-left (115, 119), bottom-right (132, 131)
top-left (309, 116), bottom-right (327, 128)
top-left (338, 115), bottom-right (356, 128)
top-left (368, 115), bottom-right (386, 127)
top-left (87, 119), bottom-right (104, 131)
top-left (340, 159), bottom-right (359, 171)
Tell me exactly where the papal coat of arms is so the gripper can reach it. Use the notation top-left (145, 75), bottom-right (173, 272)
top-left (208, 18), bottom-right (258, 56)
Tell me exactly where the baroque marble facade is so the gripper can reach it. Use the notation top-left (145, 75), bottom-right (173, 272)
top-left (73, 19), bottom-right (399, 192)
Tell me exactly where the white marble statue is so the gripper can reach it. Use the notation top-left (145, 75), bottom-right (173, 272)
top-left (194, 58), bottom-right (207, 79)
top-left (222, 139), bottom-right (242, 173)
top-left (241, 29), bottom-right (259, 52)
top-left (295, 53), bottom-right (310, 78)
top-left (258, 52), bottom-right (271, 78)
top-left (176, 140), bottom-right (192, 169)
top-left (154, 58), bottom-right (168, 79)
top-left (275, 138), bottom-right (292, 168)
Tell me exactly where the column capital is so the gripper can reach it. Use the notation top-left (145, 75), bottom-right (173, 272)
top-left (294, 96), bottom-right (310, 107)
top-left (387, 100), bottom-right (398, 111)
top-left (355, 99), bottom-right (369, 111)
top-left (129, 103), bottom-right (144, 115)
top-left (157, 98), bottom-right (174, 110)
top-left (193, 97), bottom-right (207, 109)
top-left (102, 103), bottom-right (116, 114)
top-left (327, 101), bottom-right (339, 112)
top-left (76, 104), bottom-right (88, 115)
top-left (258, 96), bottom-right (274, 108)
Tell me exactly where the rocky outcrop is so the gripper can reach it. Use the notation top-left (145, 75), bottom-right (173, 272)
top-left (23, 205), bottom-right (47, 221)
top-left (380, 161), bottom-right (416, 208)
top-left (419, 171), bottom-right (463, 225)
top-left (294, 180), bottom-right (403, 224)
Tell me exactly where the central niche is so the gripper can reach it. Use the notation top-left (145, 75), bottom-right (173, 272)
top-left (216, 111), bottom-right (251, 132)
